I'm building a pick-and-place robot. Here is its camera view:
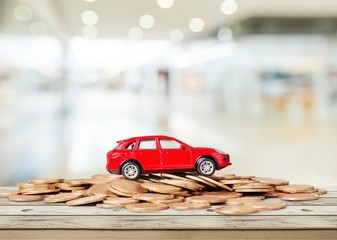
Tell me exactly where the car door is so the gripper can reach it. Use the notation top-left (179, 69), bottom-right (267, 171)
top-left (133, 138), bottom-right (161, 171)
top-left (159, 138), bottom-right (192, 170)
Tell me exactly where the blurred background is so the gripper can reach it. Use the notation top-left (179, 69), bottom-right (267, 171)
top-left (1, 0), bottom-right (337, 186)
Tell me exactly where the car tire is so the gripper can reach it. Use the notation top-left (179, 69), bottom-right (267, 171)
top-left (122, 162), bottom-right (141, 180)
top-left (196, 157), bottom-right (216, 176)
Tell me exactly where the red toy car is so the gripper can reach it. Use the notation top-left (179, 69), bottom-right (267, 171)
top-left (106, 135), bottom-right (231, 179)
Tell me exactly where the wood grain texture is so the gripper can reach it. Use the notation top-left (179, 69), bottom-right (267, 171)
top-left (1, 230), bottom-right (337, 240)
top-left (1, 205), bottom-right (337, 216)
top-left (1, 215), bottom-right (337, 230)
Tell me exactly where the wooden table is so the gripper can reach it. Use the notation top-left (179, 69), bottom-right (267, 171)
top-left (0, 188), bottom-right (336, 240)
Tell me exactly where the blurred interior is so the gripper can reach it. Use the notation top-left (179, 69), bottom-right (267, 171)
top-left (1, 0), bottom-right (337, 186)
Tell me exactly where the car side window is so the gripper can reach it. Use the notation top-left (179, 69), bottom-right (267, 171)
top-left (160, 139), bottom-right (181, 149)
top-left (138, 139), bottom-right (156, 149)
top-left (125, 142), bottom-right (135, 150)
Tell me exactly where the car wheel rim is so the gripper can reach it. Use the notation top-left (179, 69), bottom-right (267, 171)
top-left (200, 161), bottom-right (213, 174)
top-left (124, 165), bottom-right (138, 178)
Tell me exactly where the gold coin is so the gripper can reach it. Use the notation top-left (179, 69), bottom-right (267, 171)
top-left (220, 179), bottom-right (256, 185)
top-left (185, 175), bottom-right (218, 188)
top-left (87, 184), bottom-right (116, 197)
top-left (133, 193), bottom-right (174, 201)
top-left (110, 179), bottom-right (148, 195)
top-left (240, 196), bottom-right (265, 200)
top-left (210, 173), bottom-right (238, 180)
top-left (28, 178), bottom-right (64, 184)
top-left (44, 192), bottom-right (85, 203)
top-left (237, 176), bottom-right (255, 179)
top-left (66, 195), bottom-right (106, 206)
top-left (251, 177), bottom-right (289, 186)
top-left (226, 197), bottom-right (262, 206)
top-left (21, 188), bottom-right (60, 195)
top-left (140, 182), bottom-right (182, 194)
top-left (276, 184), bottom-right (315, 193)
top-left (171, 190), bottom-right (190, 197)
top-left (263, 191), bottom-right (283, 197)
top-left (159, 179), bottom-right (204, 191)
top-left (316, 188), bottom-right (327, 195)
top-left (233, 183), bottom-right (271, 189)
top-left (185, 195), bottom-right (227, 204)
top-left (125, 203), bottom-right (168, 212)
top-left (0, 189), bottom-right (18, 197)
top-left (234, 188), bottom-right (272, 193)
top-left (108, 186), bottom-right (133, 197)
top-left (137, 179), bottom-right (152, 183)
top-left (17, 183), bottom-right (35, 190)
top-left (215, 205), bottom-right (259, 215)
top-left (63, 179), bottom-right (93, 186)
top-left (160, 173), bottom-right (195, 182)
top-left (17, 183), bottom-right (56, 190)
top-left (202, 191), bottom-right (242, 199)
top-left (8, 194), bottom-right (45, 202)
top-left (168, 202), bottom-right (211, 210)
top-left (198, 176), bottom-right (233, 191)
top-left (190, 191), bottom-right (203, 196)
top-left (280, 193), bottom-right (320, 201)
top-left (245, 201), bottom-right (286, 210)
top-left (57, 183), bottom-right (88, 191)
top-left (96, 203), bottom-right (124, 209)
top-left (150, 197), bottom-right (184, 204)
top-left (103, 197), bottom-right (139, 205)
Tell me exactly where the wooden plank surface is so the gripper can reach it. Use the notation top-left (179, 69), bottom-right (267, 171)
top-left (1, 205), bottom-right (337, 216)
top-left (1, 215), bottom-right (337, 230)
top-left (1, 229), bottom-right (337, 240)
top-left (0, 188), bottom-right (336, 230)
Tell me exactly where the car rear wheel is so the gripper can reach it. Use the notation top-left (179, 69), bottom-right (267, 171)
top-left (196, 158), bottom-right (216, 176)
top-left (122, 162), bottom-right (141, 180)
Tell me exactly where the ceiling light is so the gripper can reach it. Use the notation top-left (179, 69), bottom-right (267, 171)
top-left (82, 25), bottom-right (98, 38)
top-left (189, 18), bottom-right (205, 32)
top-left (13, 5), bottom-right (33, 22)
top-left (157, 0), bottom-right (175, 9)
top-left (83, 0), bottom-right (96, 2)
top-left (81, 10), bottom-right (99, 25)
top-left (221, 0), bottom-right (238, 15)
top-left (29, 22), bottom-right (48, 35)
top-left (139, 15), bottom-right (155, 29)
top-left (129, 27), bottom-right (143, 40)
top-left (169, 29), bottom-right (184, 43)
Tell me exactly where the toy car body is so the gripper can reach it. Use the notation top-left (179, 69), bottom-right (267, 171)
top-left (106, 135), bottom-right (231, 179)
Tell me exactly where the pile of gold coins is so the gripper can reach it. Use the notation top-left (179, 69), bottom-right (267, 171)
top-left (0, 173), bottom-right (327, 215)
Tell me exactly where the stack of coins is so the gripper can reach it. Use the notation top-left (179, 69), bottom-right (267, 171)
top-left (0, 173), bottom-right (327, 215)
top-left (9, 178), bottom-right (64, 201)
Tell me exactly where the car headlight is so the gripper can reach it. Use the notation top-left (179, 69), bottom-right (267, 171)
top-left (216, 149), bottom-right (226, 154)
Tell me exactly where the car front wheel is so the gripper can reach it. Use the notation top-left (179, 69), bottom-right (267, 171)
top-left (196, 158), bottom-right (216, 176)
top-left (122, 162), bottom-right (141, 180)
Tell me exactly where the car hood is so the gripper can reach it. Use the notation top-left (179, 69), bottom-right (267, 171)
top-left (194, 147), bottom-right (215, 151)
top-left (194, 147), bottom-right (228, 155)
top-left (193, 147), bottom-right (218, 153)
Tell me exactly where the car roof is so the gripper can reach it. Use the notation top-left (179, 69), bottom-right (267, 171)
top-left (121, 135), bottom-right (173, 142)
